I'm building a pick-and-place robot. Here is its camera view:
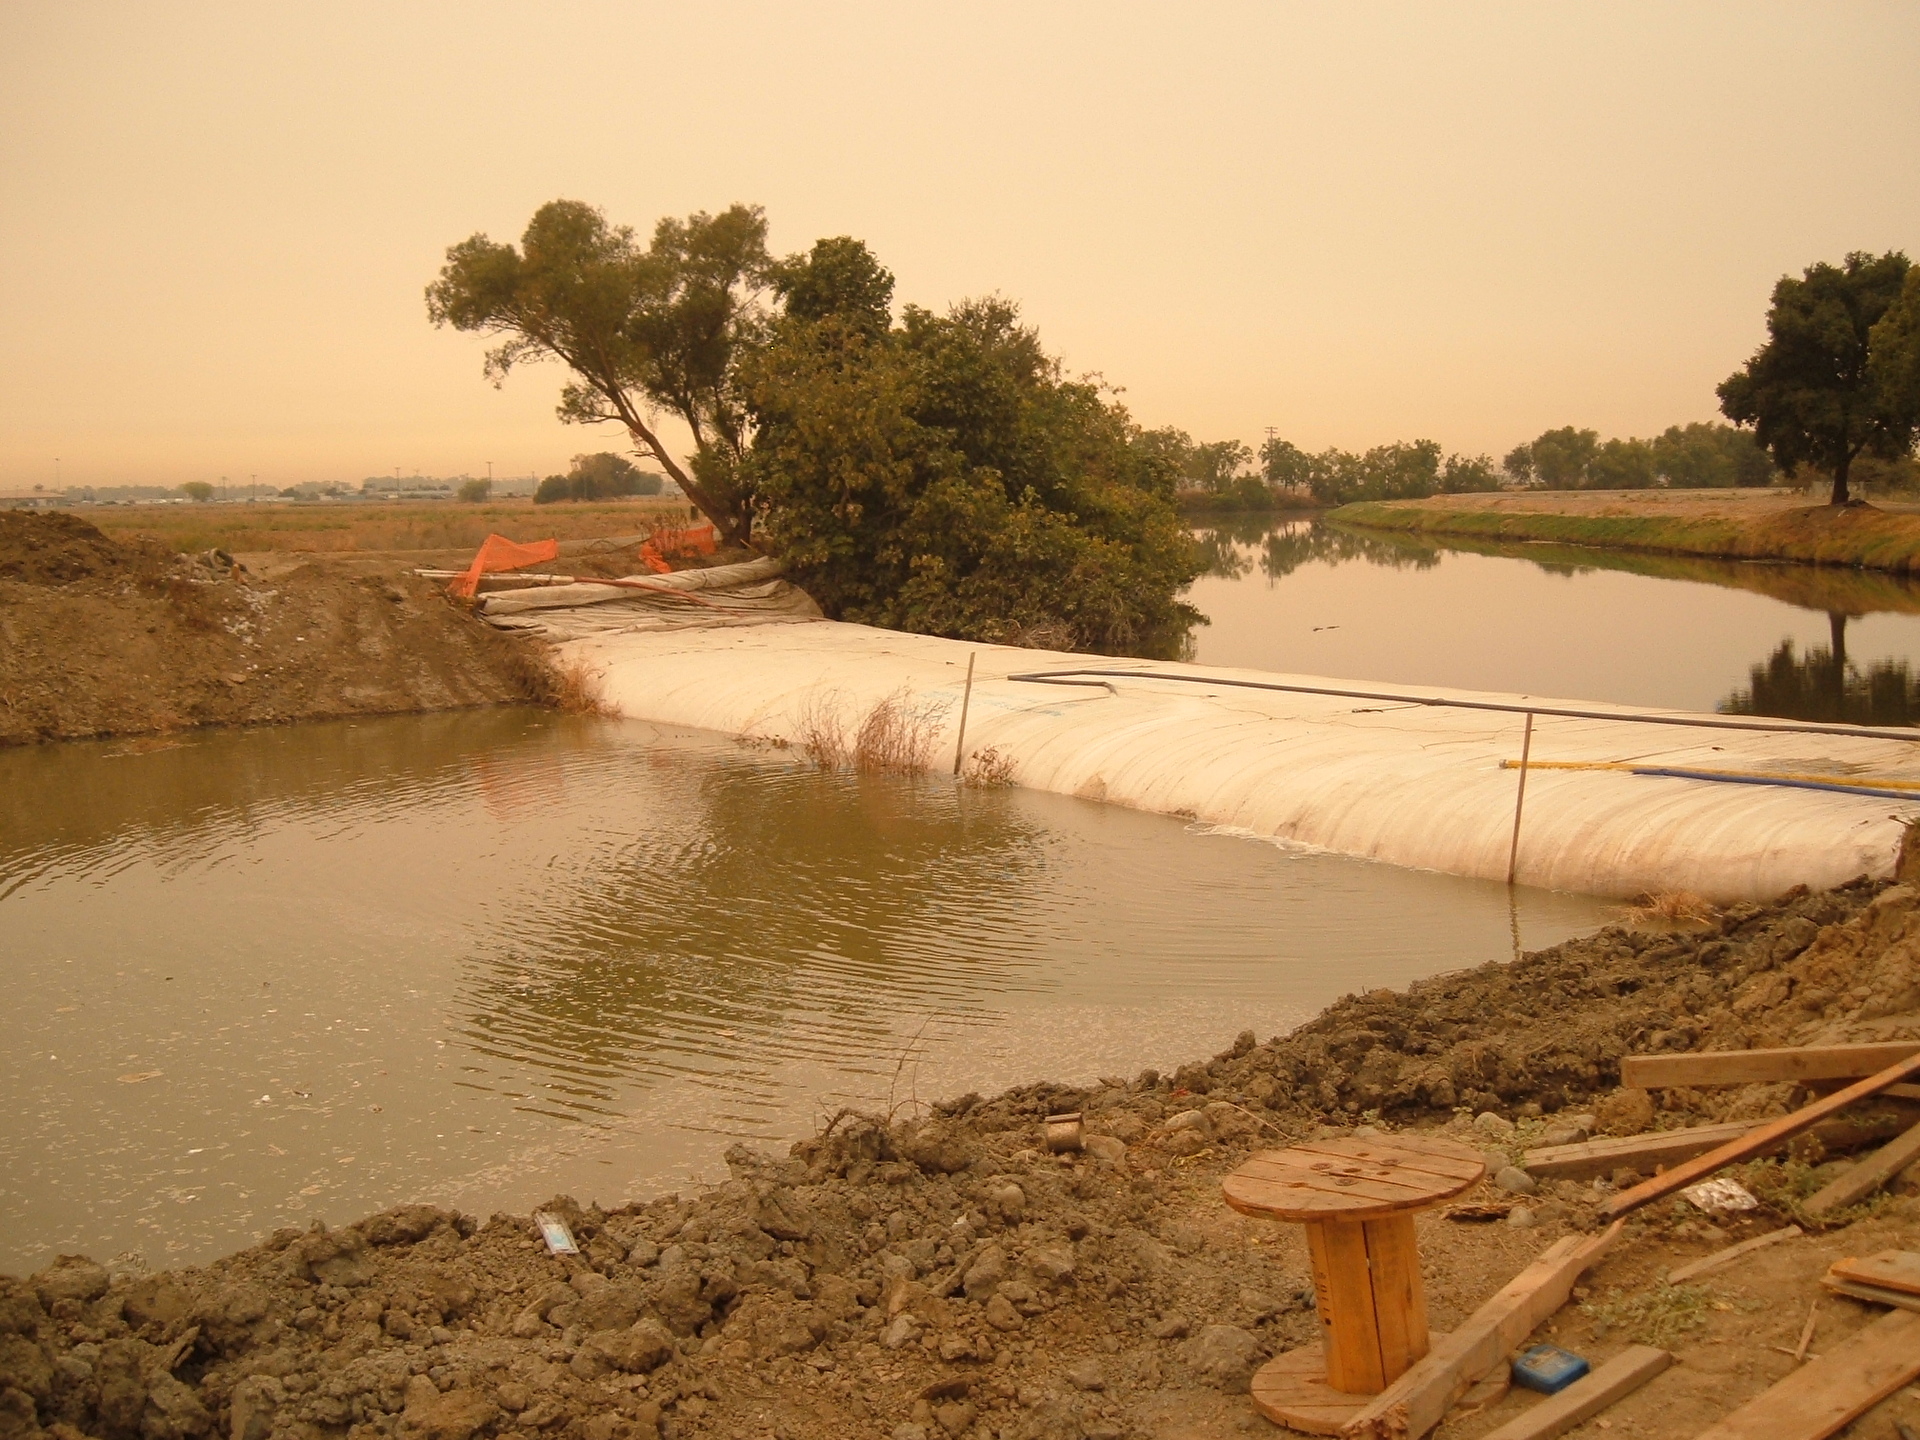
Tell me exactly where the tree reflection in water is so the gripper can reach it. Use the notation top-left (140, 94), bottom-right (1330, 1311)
top-left (1722, 613), bottom-right (1920, 727)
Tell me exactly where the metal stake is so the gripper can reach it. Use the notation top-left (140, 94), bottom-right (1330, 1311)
top-left (1507, 711), bottom-right (1534, 886)
top-left (953, 653), bottom-right (977, 776)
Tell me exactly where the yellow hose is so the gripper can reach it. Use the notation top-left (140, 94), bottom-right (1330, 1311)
top-left (1500, 759), bottom-right (1920, 792)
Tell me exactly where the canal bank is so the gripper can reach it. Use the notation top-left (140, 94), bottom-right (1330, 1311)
top-left (6, 875), bottom-right (1919, 1440)
top-left (1331, 489), bottom-right (1920, 573)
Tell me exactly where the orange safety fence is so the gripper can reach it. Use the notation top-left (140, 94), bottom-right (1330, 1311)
top-left (448, 533), bottom-right (560, 599)
top-left (638, 522), bottom-right (717, 574)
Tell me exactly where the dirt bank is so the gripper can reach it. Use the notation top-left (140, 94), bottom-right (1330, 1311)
top-left (1333, 489), bottom-right (1920, 573)
top-left (10, 878), bottom-right (1920, 1440)
top-left (0, 513), bottom-right (600, 748)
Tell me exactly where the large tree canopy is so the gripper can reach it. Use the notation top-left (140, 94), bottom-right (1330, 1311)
top-left (1718, 250), bottom-right (1916, 505)
top-left (425, 200), bottom-right (771, 544)
top-left (741, 250), bottom-right (1200, 656)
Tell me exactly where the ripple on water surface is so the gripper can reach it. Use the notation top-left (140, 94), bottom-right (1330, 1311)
top-left (0, 710), bottom-right (1613, 1271)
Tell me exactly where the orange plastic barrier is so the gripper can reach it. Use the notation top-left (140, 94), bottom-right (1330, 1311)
top-left (448, 534), bottom-right (560, 598)
top-left (638, 522), bottom-right (717, 574)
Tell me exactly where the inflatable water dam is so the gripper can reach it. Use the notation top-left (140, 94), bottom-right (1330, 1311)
top-left (476, 560), bottom-right (1920, 902)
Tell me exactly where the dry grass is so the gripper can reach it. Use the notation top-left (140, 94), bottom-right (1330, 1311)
top-left (795, 691), bottom-right (851, 770)
top-left (962, 745), bottom-right (1017, 787)
top-left (853, 688), bottom-right (948, 775)
top-left (482, 633), bottom-right (614, 716)
top-left (551, 657), bottom-right (615, 716)
top-left (79, 498), bottom-right (685, 556)
top-left (1622, 890), bottom-right (1719, 930)
top-left (1002, 617), bottom-right (1078, 652)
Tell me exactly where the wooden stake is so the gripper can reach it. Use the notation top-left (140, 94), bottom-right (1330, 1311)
top-left (1803, 1117), bottom-right (1920, 1215)
top-left (1793, 1301), bottom-right (1819, 1363)
top-left (1597, 1048), bottom-right (1920, 1221)
top-left (1666, 1226), bottom-right (1800, 1284)
top-left (1506, 712), bottom-right (1534, 886)
top-left (952, 652), bottom-right (977, 777)
top-left (1692, 1309), bottom-right (1920, 1440)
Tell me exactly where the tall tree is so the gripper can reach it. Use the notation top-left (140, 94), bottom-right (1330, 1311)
top-left (1717, 251), bottom-right (1915, 506)
top-left (742, 290), bottom-right (1200, 656)
top-left (425, 200), bottom-right (772, 545)
top-left (1527, 427), bottom-right (1598, 489)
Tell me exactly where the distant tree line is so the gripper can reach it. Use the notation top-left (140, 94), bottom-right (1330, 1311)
top-left (533, 452), bottom-right (665, 504)
top-left (1499, 422), bottom-right (1774, 490)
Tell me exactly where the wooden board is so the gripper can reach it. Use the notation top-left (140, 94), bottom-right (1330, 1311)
top-left (1523, 1115), bottom-right (1908, 1182)
top-left (1666, 1226), bottom-right (1800, 1284)
top-left (1691, 1308), bottom-right (1920, 1439)
top-left (1598, 1049), bottom-right (1920, 1221)
top-left (1820, 1277), bottom-right (1920, 1313)
top-left (1477, 1345), bottom-right (1671, 1440)
top-left (1829, 1250), bottom-right (1920, 1297)
top-left (1223, 1134), bottom-right (1485, 1223)
top-left (1804, 1121), bottom-right (1920, 1215)
top-left (1340, 1224), bottom-right (1622, 1439)
top-left (1251, 1339), bottom-right (1451, 1436)
top-left (1621, 1042), bottom-right (1920, 1090)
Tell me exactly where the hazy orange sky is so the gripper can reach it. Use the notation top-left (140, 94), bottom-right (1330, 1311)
top-left (3, 2), bottom-right (1917, 490)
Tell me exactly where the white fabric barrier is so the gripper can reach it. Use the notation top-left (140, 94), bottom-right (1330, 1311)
top-left (561, 620), bottom-right (1920, 901)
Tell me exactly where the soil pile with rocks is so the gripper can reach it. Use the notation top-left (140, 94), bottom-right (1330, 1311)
top-left (8, 879), bottom-right (1920, 1440)
top-left (0, 513), bottom-right (175, 588)
top-left (0, 513), bottom-right (571, 746)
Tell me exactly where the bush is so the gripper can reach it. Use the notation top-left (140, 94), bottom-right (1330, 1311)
top-left (744, 292), bottom-right (1200, 657)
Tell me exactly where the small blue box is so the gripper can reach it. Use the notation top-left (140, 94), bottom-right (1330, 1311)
top-left (1512, 1344), bottom-right (1591, 1394)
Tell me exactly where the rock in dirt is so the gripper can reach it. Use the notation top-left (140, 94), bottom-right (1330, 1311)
top-left (1184, 1325), bottom-right (1263, 1392)
top-left (1596, 1087), bottom-right (1656, 1136)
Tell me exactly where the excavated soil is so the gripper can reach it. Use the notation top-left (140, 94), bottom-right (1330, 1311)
top-left (0, 513), bottom-right (584, 747)
top-left (10, 878), bottom-right (1920, 1440)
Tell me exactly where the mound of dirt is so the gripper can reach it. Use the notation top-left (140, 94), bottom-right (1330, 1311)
top-left (8, 881), bottom-right (1920, 1440)
top-left (0, 511), bottom-right (174, 587)
top-left (0, 543), bottom-right (573, 747)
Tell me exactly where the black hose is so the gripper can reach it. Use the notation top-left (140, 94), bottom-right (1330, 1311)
top-left (1003, 668), bottom-right (1920, 744)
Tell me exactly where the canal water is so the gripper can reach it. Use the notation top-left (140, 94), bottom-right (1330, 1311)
top-left (8, 518), bottom-right (1919, 1273)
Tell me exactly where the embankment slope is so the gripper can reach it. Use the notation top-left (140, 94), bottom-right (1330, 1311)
top-left (0, 512), bottom-right (562, 747)
top-left (1334, 490), bottom-right (1920, 573)
top-left (8, 878), bottom-right (1920, 1439)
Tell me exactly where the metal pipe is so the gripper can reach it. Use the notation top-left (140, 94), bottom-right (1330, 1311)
top-left (1507, 712), bottom-right (1534, 886)
top-left (1004, 668), bottom-right (1920, 744)
top-left (953, 652), bottom-right (977, 776)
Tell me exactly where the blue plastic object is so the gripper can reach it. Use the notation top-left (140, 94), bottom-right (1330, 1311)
top-left (1512, 1344), bottom-right (1591, 1395)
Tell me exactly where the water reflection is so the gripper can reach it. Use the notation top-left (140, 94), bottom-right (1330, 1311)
top-left (1724, 614), bottom-right (1920, 726)
top-left (1187, 517), bottom-right (1920, 722)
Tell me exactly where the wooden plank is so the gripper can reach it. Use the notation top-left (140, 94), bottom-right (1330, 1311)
top-left (1804, 1120), bottom-right (1920, 1215)
top-left (1477, 1345), bottom-right (1671, 1440)
top-left (1524, 1122), bottom-right (1756, 1181)
top-left (1622, 1042), bottom-right (1920, 1090)
top-left (1666, 1225), bottom-right (1800, 1284)
top-left (1820, 1277), bottom-right (1920, 1314)
top-left (1598, 1049), bottom-right (1920, 1221)
top-left (1340, 1224), bottom-right (1622, 1439)
top-left (1691, 1308), bottom-right (1920, 1439)
top-left (1829, 1250), bottom-right (1920, 1297)
top-left (1309, 1218), bottom-right (1386, 1394)
top-left (1363, 1213), bottom-right (1429, 1384)
top-left (1523, 1115), bottom-right (1907, 1182)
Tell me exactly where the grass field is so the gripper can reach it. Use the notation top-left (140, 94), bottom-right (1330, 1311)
top-left (1333, 496), bottom-right (1920, 574)
top-left (70, 497), bottom-right (691, 555)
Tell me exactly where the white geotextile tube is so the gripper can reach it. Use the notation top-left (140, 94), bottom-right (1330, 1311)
top-left (560, 619), bottom-right (1920, 902)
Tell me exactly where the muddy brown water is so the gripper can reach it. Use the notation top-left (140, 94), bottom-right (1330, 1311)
top-left (16, 522), bottom-right (1917, 1277)
top-left (1, 710), bottom-right (1613, 1273)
